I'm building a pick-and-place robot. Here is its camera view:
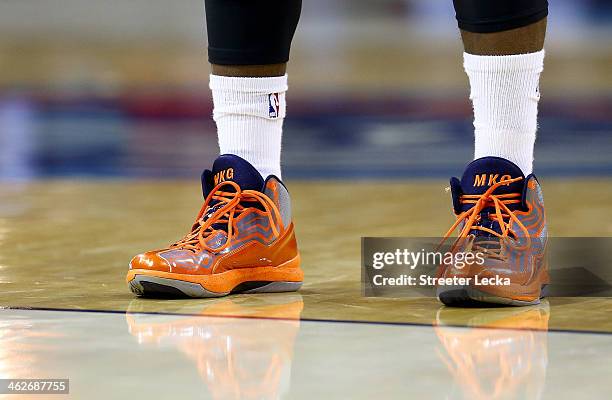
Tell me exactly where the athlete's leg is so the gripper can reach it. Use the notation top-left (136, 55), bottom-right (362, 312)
top-left (127, 1), bottom-right (304, 298)
top-left (436, 1), bottom-right (549, 306)
top-left (206, 0), bottom-right (302, 178)
top-left (453, 0), bottom-right (548, 175)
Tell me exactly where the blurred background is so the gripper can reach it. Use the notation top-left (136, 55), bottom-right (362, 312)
top-left (0, 0), bottom-right (611, 179)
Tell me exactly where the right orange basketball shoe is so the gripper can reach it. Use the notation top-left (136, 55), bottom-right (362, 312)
top-left (127, 154), bottom-right (303, 298)
top-left (436, 156), bottom-right (548, 306)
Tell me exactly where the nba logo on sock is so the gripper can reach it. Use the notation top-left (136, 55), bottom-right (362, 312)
top-left (268, 93), bottom-right (280, 118)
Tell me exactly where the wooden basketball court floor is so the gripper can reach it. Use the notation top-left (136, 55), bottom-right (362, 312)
top-left (1, 179), bottom-right (612, 398)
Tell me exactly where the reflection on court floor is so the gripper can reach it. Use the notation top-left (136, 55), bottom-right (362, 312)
top-left (127, 296), bottom-right (303, 399)
top-left (434, 303), bottom-right (550, 400)
top-left (1, 304), bottom-right (611, 399)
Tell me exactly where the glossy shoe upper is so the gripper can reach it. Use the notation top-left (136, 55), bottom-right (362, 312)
top-left (438, 157), bottom-right (548, 305)
top-left (129, 155), bottom-right (298, 276)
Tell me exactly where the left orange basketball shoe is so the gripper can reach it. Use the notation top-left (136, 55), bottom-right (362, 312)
top-left (436, 156), bottom-right (548, 306)
top-left (127, 154), bottom-right (303, 298)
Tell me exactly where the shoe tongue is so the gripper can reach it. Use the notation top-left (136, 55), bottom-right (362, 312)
top-left (455, 157), bottom-right (525, 239)
top-left (460, 157), bottom-right (525, 196)
top-left (203, 154), bottom-right (265, 197)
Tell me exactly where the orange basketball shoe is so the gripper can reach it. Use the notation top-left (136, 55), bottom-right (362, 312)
top-left (436, 157), bottom-right (548, 306)
top-left (127, 154), bottom-right (303, 298)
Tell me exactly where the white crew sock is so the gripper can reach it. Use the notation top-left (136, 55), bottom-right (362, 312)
top-left (210, 74), bottom-right (288, 179)
top-left (464, 50), bottom-right (545, 175)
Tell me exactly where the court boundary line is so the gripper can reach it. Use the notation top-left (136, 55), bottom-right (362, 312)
top-left (3, 305), bottom-right (612, 336)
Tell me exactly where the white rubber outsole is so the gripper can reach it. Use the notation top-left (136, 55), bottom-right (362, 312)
top-left (128, 275), bottom-right (302, 298)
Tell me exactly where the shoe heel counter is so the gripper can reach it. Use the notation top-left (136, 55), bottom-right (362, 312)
top-left (263, 178), bottom-right (300, 267)
top-left (264, 176), bottom-right (292, 229)
top-left (275, 223), bottom-right (300, 267)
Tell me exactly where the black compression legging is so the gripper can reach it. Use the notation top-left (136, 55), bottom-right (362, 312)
top-left (204, 0), bottom-right (548, 66)
top-left (205, 0), bottom-right (302, 65)
top-left (453, 0), bottom-right (548, 33)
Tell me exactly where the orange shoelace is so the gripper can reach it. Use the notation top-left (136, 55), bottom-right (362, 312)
top-left (440, 177), bottom-right (531, 260)
top-left (171, 181), bottom-right (282, 253)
